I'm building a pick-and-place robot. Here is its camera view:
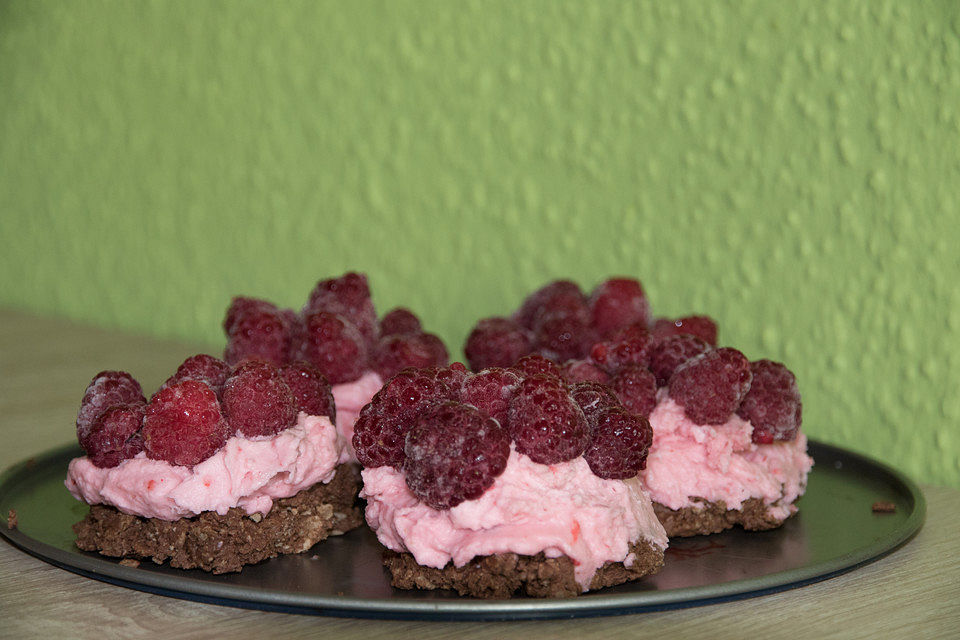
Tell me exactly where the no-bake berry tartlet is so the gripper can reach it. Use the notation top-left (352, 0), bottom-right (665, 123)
top-left (464, 277), bottom-right (814, 538)
top-left (223, 272), bottom-right (448, 461)
top-left (65, 356), bottom-right (363, 573)
top-left (353, 361), bottom-right (668, 598)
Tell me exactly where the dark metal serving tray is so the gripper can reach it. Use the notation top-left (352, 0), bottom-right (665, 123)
top-left (0, 440), bottom-right (925, 621)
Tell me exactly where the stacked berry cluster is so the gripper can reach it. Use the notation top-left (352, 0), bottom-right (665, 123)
top-left (76, 355), bottom-right (335, 469)
top-left (352, 356), bottom-right (653, 510)
top-left (465, 278), bottom-right (802, 445)
top-left (224, 272), bottom-right (448, 384)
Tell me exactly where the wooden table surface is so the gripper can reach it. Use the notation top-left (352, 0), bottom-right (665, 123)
top-left (0, 308), bottom-right (957, 638)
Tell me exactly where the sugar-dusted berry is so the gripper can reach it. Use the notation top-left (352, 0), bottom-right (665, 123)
top-left (77, 371), bottom-right (146, 450)
top-left (737, 360), bottom-right (802, 444)
top-left (85, 404), bottom-right (145, 468)
top-left (668, 348), bottom-right (752, 425)
top-left (464, 317), bottom-right (533, 371)
top-left (460, 368), bottom-right (522, 427)
top-left (511, 354), bottom-right (563, 380)
top-left (222, 361), bottom-right (298, 437)
top-left (304, 272), bottom-right (378, 345)
top-left (379, 308), bottom-right (422, 336)
top-left (403, 402), bottom-right (510, 509)
top-left (374, 332), bottom-right (449, 380)
top-left (647, 334), bottom-right (712, 387)
top-left (143, 380), bottom-right (232, 466)
top-left (587, 278), bottom-right (651, 340)
top-left (609, 365), bottom-right (657, 418)
top-left (295, 310), bottom-right (369, 384)
top-left (584, 407), bottom-right (653, 479)
top-left (279, 361), bottom-right (336, 423)
top-left (508, 375), bottom-right (589, 464)
top-left (651, 315), bottom-right (718, 346)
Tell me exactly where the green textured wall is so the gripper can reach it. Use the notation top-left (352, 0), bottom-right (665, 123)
top-left (1, 1), bottom-right (958, 487)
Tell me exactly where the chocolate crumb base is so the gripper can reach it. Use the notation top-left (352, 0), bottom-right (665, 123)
top-left (72, 463), bottom-right (363, 574)
top-left (383, 539), bottom-right (664, 599)
top-left (654, 497), bottom-right (794, 538)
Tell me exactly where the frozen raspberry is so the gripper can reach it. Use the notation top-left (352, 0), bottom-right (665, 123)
top-left (352, 367), bottom-right (461, 468)
top-left (589, 333), bottom-right (653, 373)
top-left (511, 354), bottom-right (563, 380)
top-left (379, 308), bottom-right (422, 336)
top-left (373, 332), bottom-right (449, 380)
top-left (403, 402), bottom-right (510, 510)
top-left (143, 380), bottom-right (232, 466)
top-left (304, 273), bottom-right (378, 345)
top-left (222, 361), bottom-right (298, 437)
top-left (295, 311), bottom-right (369, 384)
top-left (431, 362), bottom-right (470, 391)
top-left (737, 360), bottom-right (802, 444)
top-left (279, 362), bottom-right (336, 423)
top-left (460, 368), bottom-right (522, 427)
top-left (159, 354), bottom-right (231, 398)
top-left (77, 371), bottom-right (146, 450)
top-left (464, 317), bottom-right (533, 371)
top-left (647, 335), bottom-right (713, 387)
top-left (371, 368), bottom-right (459, 421)
top-left (223, 296), bottom-right (277, 335)
top-left (224, 303), bottom-right (292, 367)
top-left (282, 308), bottom-right (306, 361)
top-left (561, 359), bottom-right (610, 384)
top-left (569, 381), bottom-right (621, 426)
top-left (609, 365), bottom-right (658, 418)
top-left (588, 278), bottom-right (651, 339)
top-left (352, 404), bottom-right (408, 468)
top-left (508, 375), bottom-right (589, 464)
top-left (609, 322), bottom-right (650, 344)
top-left (84, 404), bottom-right (146, 468)
top-left (514, 280), bottom-right (586, 330)
top-left (533, 311), bottom-right (593, 362)
top-left (669, 348), bottom-right (752, 425)
top-left (584, 407), bottom-right (653, 479)
top-left (652, 316), bottom-right (718, 346)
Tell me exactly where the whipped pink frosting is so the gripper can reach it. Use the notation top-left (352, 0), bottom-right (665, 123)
top-left (65, 413), bottom-right (347, 521)
top-left (332, 371), bottom-right (383, 461)
top-left (361, 448), bottom-right (668, 591)
top-left (642, 396), bottom-right (813, 519)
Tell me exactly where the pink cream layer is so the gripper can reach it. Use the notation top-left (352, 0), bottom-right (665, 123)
top-left (65, 413), bottom-right (347, 521)
top-left (332, 371), bottom-right (383, 462)
top-left (361, 448), bottom-right (669, 591)
top-left (641, 396), bottom-right (813, 519)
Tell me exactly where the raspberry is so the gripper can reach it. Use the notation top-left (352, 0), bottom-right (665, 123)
top-left (736, 360), bottom-right (802, 444)
top-left (464, 317), bottom-right (533, 370)
top-left (668, 348), bottom-right (752, 425)
top-left (587, 278), bottom-right (651, 339)
top-left (511, 354), bottom-right (563, 380)
top-left (373, 332), bottom-right (449, 380)
top-left (514, 280), bottom-right (586, 330)
top-left (352, 367), bottom-right (461, 468)
top-left (143, 380), bottom-right (232, 466)
top-left (85, 404), bottom-right (146, 468)
top-left (159, 354), bottom-right (231, 398)
top-left (295, 311), bottom-right (369, 384)
top-left (568, 381), bottom-right (621, 426)
top-left (222, 361), bottom-right (298, 437)
top-left (460, 368), bottom-right (522, 427)
top-left (589, 333), bottom-right (653, 373)
top-left (533, 311), bottom-right (593, 362)
top-left (608, 322), bottom-right (650, 344)
top-left (561, 359), bottom-right (610, 384)
top-left (379, 308), bottom-right (422, 336)
top-left (279, 362), bottom-right (336, 423)
top-left (508, 375), bottom-right (589, 464)
top-left (584, 407), bottom-right (653, 479)
top-left (223, 296), bottom-right (275, 335)
top-left (352, 404), bottom-right (408, 468)
top-left (224, 303), bottom-right (292, 367)
top-left (304, 273), bottom-right (378, 345)
top-left (403, 402), bottom-right (510, 509)
top-left (77, 371), bottom-right (146, 450)
top-left (371, 368), bottom-right (459, 421)
top-left (652, 316), bottom-right (718, 346)
top-left (647, 335), bottom-right (713, 387)
top-left (609, 365), bottom-right (658, 418)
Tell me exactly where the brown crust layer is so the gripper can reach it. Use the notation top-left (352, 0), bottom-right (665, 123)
top-left (72, 463), bottom-right (363, 573)
top-left (653, 497), bottom-right (793, 537)
top-left (383, 539), bottom-right (664, 598)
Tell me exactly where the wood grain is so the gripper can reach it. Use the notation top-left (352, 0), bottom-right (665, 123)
top-left (1, 309), bottom-right (957, 639)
